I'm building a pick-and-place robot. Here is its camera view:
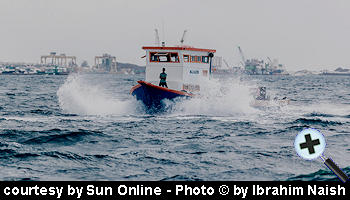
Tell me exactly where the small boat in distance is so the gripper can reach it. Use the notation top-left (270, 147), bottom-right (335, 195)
top-left (130, 45), bottom-right (216, 110)
top-left (250, 86), bottom-right (290, 108)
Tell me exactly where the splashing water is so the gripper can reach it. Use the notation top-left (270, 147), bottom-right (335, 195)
top-left (57, 74), bottom-right (262, 117)
top-left (57, 73), bottom-right (350, 121)
top-left (166, 77), bottom-right (259, 116)
top-left (57, 74), bottom-right (141, 116)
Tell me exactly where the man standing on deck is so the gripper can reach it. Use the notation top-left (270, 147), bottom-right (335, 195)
top-left (159, 68), bottom-right (168, 88)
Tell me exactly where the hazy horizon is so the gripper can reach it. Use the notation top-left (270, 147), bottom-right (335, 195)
top-left (1, 0), bottom-right (349, 71)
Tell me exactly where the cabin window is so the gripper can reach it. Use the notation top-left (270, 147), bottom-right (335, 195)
top-left (190, 70), bottom-right (199, 74)
top-left (159, 54), bottom-right (168, 62)
top-left (150, 52), bottom-right (179, 63)
top-left (191, 56), bottom-right (201, 63)
top-left (170, 53), bottom-right (179, 62)
top-left (183, 55), bottom-right (189, 62)
top-left (202, 56), bottom-right (209, 63)
top-left (191, 56), bottom-right (196, 62)
top-left (150, 53), bottom-right (158, 62)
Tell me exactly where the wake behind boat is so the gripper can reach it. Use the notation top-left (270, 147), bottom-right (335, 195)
top-left (130, 45), bottom-right (216, 109)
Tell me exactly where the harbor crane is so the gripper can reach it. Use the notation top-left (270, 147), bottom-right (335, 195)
top-left (267, 57), bottom-right (274, 67)
top-left (267, 57), bottom-right (272, 64)
top-left (180, 30), bottom-right (187, 45)
top-left (240, 61), bottom-right (245, 68)
top-left (223, 58), bottom-right (231, 69)
top-left (237, 46), bottom-right (246, 65)
top-left (154, 29), bottom-right (160, 46)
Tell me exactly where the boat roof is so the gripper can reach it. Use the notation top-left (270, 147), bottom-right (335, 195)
top-left (142, 46), bottom-right (216, 53)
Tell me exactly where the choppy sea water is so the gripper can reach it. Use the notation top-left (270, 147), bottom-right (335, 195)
top-left (0, 74), bottom-right (349, 181)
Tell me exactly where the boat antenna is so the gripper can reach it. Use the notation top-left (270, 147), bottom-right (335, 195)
top-left (180, 30), bottom-right (187, 45)
top-left (154, 29), bottom-right (160, 46)
top-left (162, 19), bottom-right (165, 46)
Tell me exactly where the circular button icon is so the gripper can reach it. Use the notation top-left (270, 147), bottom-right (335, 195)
top-left (294, 128), bottom-right (326, 160)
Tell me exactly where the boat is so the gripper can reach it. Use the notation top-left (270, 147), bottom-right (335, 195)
top-left (237, 46), bottom-right (289, 75)
top-left (1, 66), bottom-right (16, 74)
top-left (321, 67), bottom-right (350, 76)
top-left (130, 45), bottom-right (216, 110)
top-left (250, 86), bottom-right (290, 108)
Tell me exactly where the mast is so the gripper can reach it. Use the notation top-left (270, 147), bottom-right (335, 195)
top-left (154, 29), bottom-right (160, 46)
top-left (180, 30), bottom-right (187, 45)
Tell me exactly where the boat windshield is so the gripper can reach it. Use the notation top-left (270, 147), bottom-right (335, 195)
top-left (150, 52), bottom-right (179, 63)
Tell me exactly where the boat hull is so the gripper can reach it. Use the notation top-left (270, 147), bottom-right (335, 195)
top-left (131, 81), bottom-right (192, 110)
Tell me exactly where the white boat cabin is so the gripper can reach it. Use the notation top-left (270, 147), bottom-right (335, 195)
top-left (142, 46), bottom-right (216, 92)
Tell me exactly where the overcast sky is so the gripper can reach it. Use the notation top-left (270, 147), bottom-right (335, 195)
top-left (0, 0), bottom-right (349, 70)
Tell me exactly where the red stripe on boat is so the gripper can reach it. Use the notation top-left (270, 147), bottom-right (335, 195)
top-left (136, 81), bottom-right (193, 97)
top-left (142, 46), bottom-right (216, 53)
top-left (130, 84), bottom-right (142, 94)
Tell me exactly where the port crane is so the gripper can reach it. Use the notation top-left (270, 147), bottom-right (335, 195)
top-left (267, 57), bottom-right (272, 63)
top-left (267, 57), bottom-right (274, 67)
top-left (240, 61), bottom-right (245, 68)
top-left (223, 58), bottom-right (231, 69)
top-left (237, 46), bottom-right (246, 66)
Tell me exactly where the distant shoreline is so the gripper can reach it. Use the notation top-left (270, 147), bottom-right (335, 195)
top-left (1, 73), bottom-right (350, 76)
top-left (320, 73), bottom-right (350, 76)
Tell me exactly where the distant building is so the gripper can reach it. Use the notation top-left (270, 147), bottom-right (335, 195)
top-left (94, 54), bottom-right (117, 73)
top-left (40, 52), bottom-right (77, 68)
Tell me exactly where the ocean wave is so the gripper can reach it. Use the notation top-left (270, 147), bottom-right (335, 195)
top-left (303, 112), bottom-right (336, 118)
top-left (91, 154), bottom-right (111, 159)
top-left (0, 129), bottom-right (24, 138)
top-left (136, 156), bottom-right (179, 166)
top-left (160, 175), bottom-right (203, 181)
top-left (292, 118), bottom-right (342, 127)
top-left (0, 152), bottom-right (42, 160)
top-left (21, 129), bottom-right (103, 145)
top-left (0, 149), bottom-right (17, 157)
top-left (1, 111), bottom-right (26, 116)
top-left (287, 167), bottom-right (350, 181)
top-left (55, 113), bottom-right (79, 117)
top-left (1, 128), bottom-right (102, 145)
top-left (30, 109), bottom-right (53, 115)
top-left (16, 178), bottom-right (38, 181)
top-left (42, 151), bottom-right (90, 161)
top-left (13, 153), bottom-right (41, 158)
top-left (0, 142), bottom-right (8, 147)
